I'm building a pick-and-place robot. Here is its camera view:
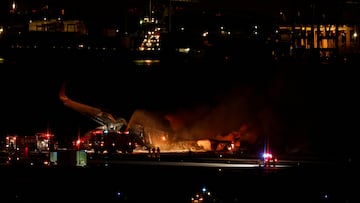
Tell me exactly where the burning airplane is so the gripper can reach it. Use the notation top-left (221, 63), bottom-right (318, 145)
top-left (59, 83), bottom-right (262, 153)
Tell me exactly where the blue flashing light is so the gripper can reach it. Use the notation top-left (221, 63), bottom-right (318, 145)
top-left (202, 187), bottom-right (207, 193)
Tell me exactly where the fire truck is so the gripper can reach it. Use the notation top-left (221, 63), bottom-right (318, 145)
top-left (75, 127), bottom-right (148, 154)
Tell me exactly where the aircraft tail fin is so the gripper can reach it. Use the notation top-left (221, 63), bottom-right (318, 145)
top-left (59, 81), bottom-right (120, 126)
top-left (59, 82), bottom-right (68, 102)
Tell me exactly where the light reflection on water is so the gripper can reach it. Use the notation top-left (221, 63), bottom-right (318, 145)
top-left (133, 59), bottom-right (161, 66)
top-left (0, 47), bottom-right (165, 69)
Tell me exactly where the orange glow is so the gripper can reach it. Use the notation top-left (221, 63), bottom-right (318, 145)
top-left (24, 147), bottom-right (29, 157)
top-left (164, 114), bottom-right (184, 131)
top-left (197, 140), bottom-right (212, 151)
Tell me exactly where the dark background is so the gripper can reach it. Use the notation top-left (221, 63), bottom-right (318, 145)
top-left (0, 0), bottom-right (358, 158)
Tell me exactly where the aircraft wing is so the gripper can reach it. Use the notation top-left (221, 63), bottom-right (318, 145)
top-left (59, 83), bottom-right (117, 126)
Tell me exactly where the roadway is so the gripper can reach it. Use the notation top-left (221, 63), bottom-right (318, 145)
top-left (85, 150), bottom-right (330, 169)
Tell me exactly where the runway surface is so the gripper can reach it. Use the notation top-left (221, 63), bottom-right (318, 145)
top-left (0, 151), bottom-right (355, 203)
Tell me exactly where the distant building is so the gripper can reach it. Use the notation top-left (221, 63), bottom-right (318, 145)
top-left (28, 19), bottom-right (87, 34)
top-left (270, 24), bottom-right (359, 61)
top-left (1, 0), bottom-right (359, 61)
